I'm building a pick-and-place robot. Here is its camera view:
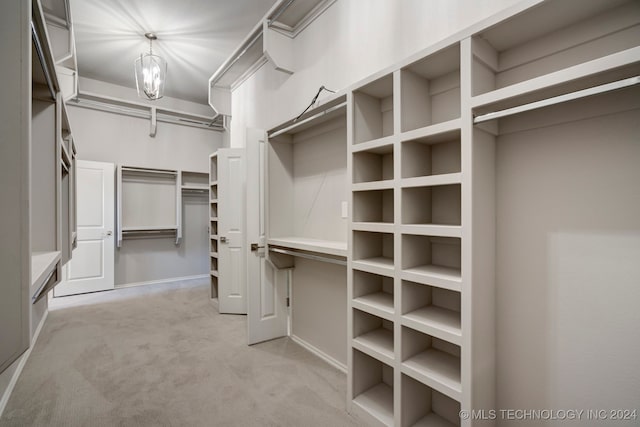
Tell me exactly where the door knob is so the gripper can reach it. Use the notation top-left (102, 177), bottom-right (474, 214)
top-left (106, 230), bottom-right (113, 236)
top-left (220, 236), bottom-right (228, 243)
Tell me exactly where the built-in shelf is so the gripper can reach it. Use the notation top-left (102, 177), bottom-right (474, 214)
top-left (399, 225), bottom-right (461, 238)
top-left (267, 237), bottom-right (347, 257)
top-left (403, 348), bottom-right (461, 400)
top-left (353, 293), bottom-right (394, 320)
top-left (403, 306), bottom-right (461, 346)
top-left (352, 258), bottom-right (395, 277)
top-left (401, 266), bottom-right (462, 292)
top-left (353, 383), bottom-right (394, 427)
top-left (352, 222), bottom-right (395, 234)
top-left (401, 235), bottom-right (461, 291)
top-left (402, 374), bottom-right (460, 427)
top-left (353, 269), bottom-right (394, 320)
top-left (353, 74), bottom-right (395, 144)
top-left (401, 132), bottom-right (460, 180)
top-left (402, 184), bottom-right (461, 226)
top-left (353, 309), bottom-right (394, 364)
top-left (31, 251), bottom-right (61, 289)
top-left (352, 349), bottom-right (394, 427)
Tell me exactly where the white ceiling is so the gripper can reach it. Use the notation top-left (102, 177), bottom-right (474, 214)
top-left (70, 0), bottom-right (277, 105)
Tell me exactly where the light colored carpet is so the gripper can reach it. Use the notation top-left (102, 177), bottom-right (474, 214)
top-left (0, 280), bottom-right (364, 427)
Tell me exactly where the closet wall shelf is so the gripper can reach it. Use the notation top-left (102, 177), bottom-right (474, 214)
top-left (268, 246), bottom-right (347, 266)
top-left (402, 350), bottom-right (462, 401)
top-left (403, 309), bottom-right (462, 346)
top-left (352, 223), bottom-right (395, 234)
top-left (352, 259), bottom-right (395, 277)
top-left (399, 225), bottom-right (462, 238)
top-left (400, 173), bottom-right (462, 188)
top-left (352, 181), bottom-right (394, 192)
top-left (399, 118), bottom-right (461, 142)
top-left (353, 332), bottom-right (395, 366)
top-left (31, 251), bottom-right (61, 294)
top-left (471, 47), bottom-right (640, 113)
top-left (352, 135), bottom-right (395, 152)
top-left (401, 268), bottom-right (461, 292)
top-left (353, 294), bottom-right (394, 321)
top-left (474, 75), bottom-right (640, 124)
top-left (267, 237), bottom-right (347, 257)
top-left (352, 384), bottom-right (394, 427)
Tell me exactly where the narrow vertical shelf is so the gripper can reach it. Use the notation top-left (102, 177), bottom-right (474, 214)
top-left (209, 153), bottom-right (219, 301)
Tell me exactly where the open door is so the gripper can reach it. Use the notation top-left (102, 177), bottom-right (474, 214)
top-left (55, 160), bottom-right (115, 296)
top-left (246, 128), bottom-right (288, 345)
top-left (218, 148), bottom-right (247, 314)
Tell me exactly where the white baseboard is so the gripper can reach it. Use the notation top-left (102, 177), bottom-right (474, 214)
top-left (115, 274), bottom-right (208, 289)
top-left (290, 334), bottom-right (347, 374)
top-left (0, 309), bottom-right (48, 418)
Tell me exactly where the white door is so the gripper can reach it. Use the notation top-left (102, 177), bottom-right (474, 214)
top-left (218, 148), bottom-right (247, 314)
top-left (246, 129), bottom-right (288, 345)
top-left (55, 160), bottom-right (115, 296)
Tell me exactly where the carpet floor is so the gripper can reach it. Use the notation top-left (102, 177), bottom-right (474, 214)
top-left (0, 281), bottom-right (365, 427)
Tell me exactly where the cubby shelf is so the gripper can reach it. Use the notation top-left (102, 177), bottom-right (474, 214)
top-left (403, 307), bottom-right (461, 346)
top-left (353, 383), bottom-right (394, 427)
top-left (353, 258), bottom-right (395, 277)
top-left (401, 174), bottom-right (462, 188)
top-left (353, 74), bottom-right (395, 145)
top-left (353, 293), bottom-right (394, 321)
top-left (401, 266), bottom-right (461, 292)
top-left (412, 413), bottom-right (458, 427)
top-left (352, 222), bottom-right (395, 234)
top-left (352, 181), bottom-right (394, 192)
top-left (209, 152), bottom-right (219, 301)
top-left (402, 349), bottom-right (462, 401)
top-left (399, 225), bottom-right (461, 238)
top-left (402, 374), bottom-right (461, 427)
top-left (353, 329), bottom-right (395, 365)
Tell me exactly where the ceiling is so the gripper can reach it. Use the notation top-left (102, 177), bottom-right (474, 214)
top-left (70, 0), bottom-right (278, 105)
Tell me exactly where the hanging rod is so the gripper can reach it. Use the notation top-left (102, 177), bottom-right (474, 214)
top-left (474, 76), bottom-right (640, 124)
top-left (269, 246), bottom-right (347, 266)
top-left (121, 166), bottom-right (178, 176)
top-left (268, 101), bottom-right (347, 138)
top-left (31, 21), bottom-right (56, 100)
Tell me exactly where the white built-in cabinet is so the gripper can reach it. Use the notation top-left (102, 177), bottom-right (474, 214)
top-left (209, 153), bottom-right (219, 300)
top-left (1, 0), bottom-right (78, 374)
top-left (345, 0), bottom-right (640, 426)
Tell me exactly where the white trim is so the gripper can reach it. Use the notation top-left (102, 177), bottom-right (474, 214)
top-left (290, 334), bottom-right (347, 374)
top-left (115, 274), bottom-right (208, 290)
top-left (0, 310), bottom-right (49, 418)
top-left (230, 56), bottom-right (269, 92)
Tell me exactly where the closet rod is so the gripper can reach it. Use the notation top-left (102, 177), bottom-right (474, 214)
top-left (474, 76), bottom-right (640, 124)
top-left (121, 166), bottom-right (178, 176)
top-left (269, 247), bottom-right (347, 266)
top-left (268, 102), bottom-right (347, 138)
top-left (31, 21), bottom-right (56, 100)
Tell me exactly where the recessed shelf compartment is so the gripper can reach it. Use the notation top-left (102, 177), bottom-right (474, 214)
top-left (210, 258), bottom-right (218, 272)
top-left (210, 221), bottom-right (218, 235)
top-left (353, 231), bottom-right (394, 276)
top-left (402, 280), bottom-right (461, 345)
top-left (401, 130), bottom-right (460, 179)
top-left (354, 189), bottom-right (394, 224)
top-left (354, 74), bottom-right (395, 144)
top-left (401, 327), bottom-right (461, 400)
top-left (352, 349), bottom-right (394, 427)
top-left (400, 43), bottom-right (461, 132)
top-left (181, 171), bottom-right (208, 190)
top-left (401, 235), bottom-right (461, 291)
top-left (402, 184), bottom-right (460, 226)
top-left (353, 270), bottom-right (394, 320)
top-left (353, 309), bottom-right (395, 364)
top-left (401, 374), bottom-right (460, 427)
top-left (353, 142), bottom-right (394, 184)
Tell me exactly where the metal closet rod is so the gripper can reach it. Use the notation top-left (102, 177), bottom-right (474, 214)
top-left (474, 75), bottom-right (640, 124)
top-left (268, 101), bottom-right (347, 138)
top-left (121, 166), bottom-right (178, 176)
top-left (269, 247), bottom-right (347, 266)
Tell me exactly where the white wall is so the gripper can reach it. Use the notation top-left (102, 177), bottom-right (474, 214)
top-left (67, 82), bottom-right (224, 286)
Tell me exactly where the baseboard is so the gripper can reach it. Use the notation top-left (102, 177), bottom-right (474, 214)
top-left (0, 309), bottom-right (49, 418)
top-left (290, 334), bottom-right (347, 374)
top-left (115, 274), bottom-right (208, 289)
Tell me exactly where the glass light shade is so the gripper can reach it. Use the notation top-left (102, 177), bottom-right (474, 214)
top-left (135, 53), bottom-right (167, 100)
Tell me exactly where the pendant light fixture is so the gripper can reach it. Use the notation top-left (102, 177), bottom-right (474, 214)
top-left (135, 33), bottom-right (167, 100)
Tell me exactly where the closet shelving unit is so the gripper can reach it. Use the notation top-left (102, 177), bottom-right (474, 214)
top-left (347, 0), bottom-right (639, 425)
top-left (209, 153), bottom-right (219, 300)
top-left (267, 94), bottom-right (349, 260)
top-left (116, 166), bottom-right (181, 247)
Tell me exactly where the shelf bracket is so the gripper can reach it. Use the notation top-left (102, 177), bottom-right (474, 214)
top-left (150, 106), bottom-right (157, 137)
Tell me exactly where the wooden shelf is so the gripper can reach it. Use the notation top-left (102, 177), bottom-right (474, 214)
top-left (403, 307), bottom-right (461, 346)
top-left (401, 266), bottom-right (461, 292)
top-left (353, 257), bottom-right (395, 276)
top-left (267, 237), bottom-right (347, 257)
top-left (403, 348), bottom-right (461, 401)
top-left (31, 251), bottom-right (61, 289)
top-left (354, 328), bottom-right (394, 364)
top-left (353, 383), bottom-right (394, 427)
top-left (353, 292), bottom-right (394, 320)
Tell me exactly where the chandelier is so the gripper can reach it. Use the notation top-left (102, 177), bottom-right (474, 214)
top-left (135, 33), bottom-right (167, 100)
